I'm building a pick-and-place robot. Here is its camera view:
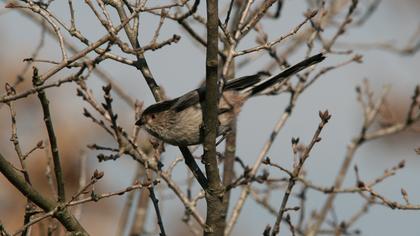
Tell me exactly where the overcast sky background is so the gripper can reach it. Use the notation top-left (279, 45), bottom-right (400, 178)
top-left (1, 0), bottom-right (420, 235)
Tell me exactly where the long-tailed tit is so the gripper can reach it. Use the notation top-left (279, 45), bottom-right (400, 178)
top-left (136, 53), bottom-right (325, 146)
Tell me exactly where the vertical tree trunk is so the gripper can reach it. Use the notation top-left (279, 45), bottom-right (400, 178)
top-left (203, 0), bottom-right (225, 235)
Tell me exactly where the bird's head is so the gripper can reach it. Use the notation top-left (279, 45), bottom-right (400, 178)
top-left (135, 99), bottom-right (177, 129)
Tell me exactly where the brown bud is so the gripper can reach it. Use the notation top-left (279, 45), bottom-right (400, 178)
top-left (262, 157), bottom-right (271, 165)
top-left (319, 110), bottom-right (331, 122)
top-left (401, 188), bottom-right (408, 197)
top-left (5, 83), bottom-right (16, 95)
top-left (353, 54), bottom-right (363, 63)
top-left (91, 191), bottom-right (99, 202)
top-left (93, 169), bottom-right (104, 180)
top-left (398, 160), bottom-right (405, 168)
top-left (354, 165), bottom-right (359, 173)
top-left (102, 83), bottom-right (112, 94)
top-left (355, 86), bottom-right (361, 94)
top-left (414, 85), bottom-right (420, 97)
top-left (36, 140), bottom-right (44, 148)
top-left (357, 180), bottom-right (365, 188)
top-left (82, 108), bottom-right (92, 118)
top-left (172, 34), bottom-right (181, 43)
top-left (76, 88), bottom-right (84, 97)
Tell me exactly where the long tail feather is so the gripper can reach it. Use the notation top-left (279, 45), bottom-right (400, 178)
top-left (245, 53), bottom-right (326, 96)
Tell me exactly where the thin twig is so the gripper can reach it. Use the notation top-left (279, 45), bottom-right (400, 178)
top-left (271, 110), bottom-right (331, 236)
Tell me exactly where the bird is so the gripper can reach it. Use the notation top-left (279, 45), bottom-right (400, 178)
top-left (136, 53), bottom-right (325, 146)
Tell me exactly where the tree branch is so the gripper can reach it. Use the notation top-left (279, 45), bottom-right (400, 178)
top-left (32, 67), bottom-right (66, 203)
top-left (203, 0), bottom-right (224, 235)
top-left (0, 152), bottom-right (87, 235)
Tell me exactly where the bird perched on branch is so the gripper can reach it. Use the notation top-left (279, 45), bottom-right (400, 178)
top-left (136, 53), bottom-right (325, 146)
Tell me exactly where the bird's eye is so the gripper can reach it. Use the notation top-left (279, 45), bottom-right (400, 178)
top-left (150, 114), bottom-right (156, 119)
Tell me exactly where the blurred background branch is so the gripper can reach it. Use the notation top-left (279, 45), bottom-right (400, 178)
top-left (0, 0), bottom-right (419, 235)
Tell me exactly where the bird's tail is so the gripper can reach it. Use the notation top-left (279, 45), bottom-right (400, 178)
top-left (240, 53), bottom-right (326, 96)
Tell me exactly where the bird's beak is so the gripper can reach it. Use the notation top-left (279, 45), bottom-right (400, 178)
top-left (135, 117), bottom-right (144, 126)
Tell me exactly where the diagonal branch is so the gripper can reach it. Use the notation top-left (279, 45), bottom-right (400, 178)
top-left (0, 152), bottom-right (87, 235)
top-left (32, 67), bottom-right (66, 203)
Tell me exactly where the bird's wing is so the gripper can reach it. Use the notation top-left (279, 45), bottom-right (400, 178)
top-left (173, 89), bottom-right (201, 112)
top-left (172, 71), bottom-right (272, 112)
top-left (140, 87), bottom-right (202, 116)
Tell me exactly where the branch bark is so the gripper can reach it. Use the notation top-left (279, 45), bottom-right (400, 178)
top-left (0, 153), bottom-right (87, 235)
top-left (203, 0), bottom-right (224, 235)
top-left (33, 67), bottom-right (66, 203)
